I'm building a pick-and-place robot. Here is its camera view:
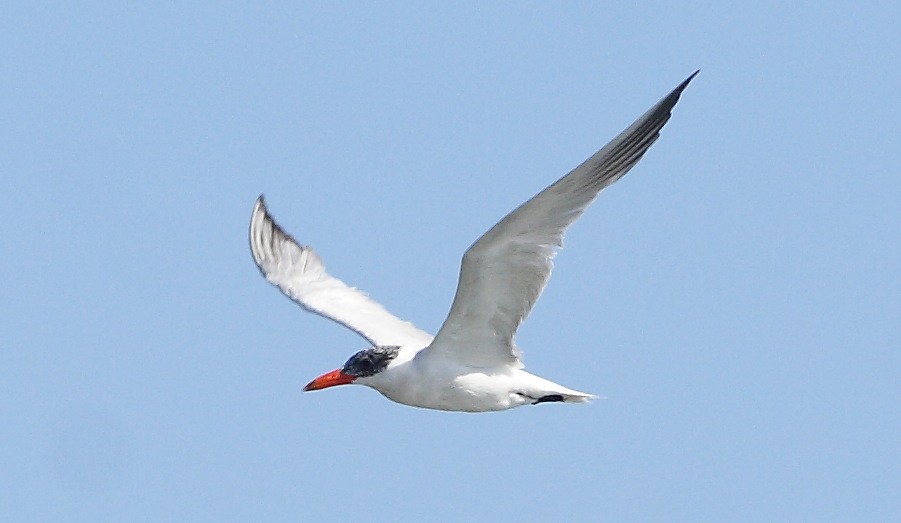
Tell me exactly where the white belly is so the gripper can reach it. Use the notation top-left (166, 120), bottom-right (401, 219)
top-left (362, 360), bottom-right (589, 412)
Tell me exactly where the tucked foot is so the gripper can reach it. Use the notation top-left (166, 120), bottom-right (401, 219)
top-left (532, 394), bottom-right (565, 405)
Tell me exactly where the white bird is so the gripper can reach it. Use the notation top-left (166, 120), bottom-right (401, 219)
top-left (249, 71), bottom-right (697, 412)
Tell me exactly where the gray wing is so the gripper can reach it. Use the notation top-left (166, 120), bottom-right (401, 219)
top-left (249, 196), bottom-right (434, 350)
top-left (425, 71), bottom-right (697, 368)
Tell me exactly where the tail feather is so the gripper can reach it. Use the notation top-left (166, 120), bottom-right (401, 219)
top-left (520, 371), bottom-right (597, 405)
top-left (561, 392), bottom-right (597, 404)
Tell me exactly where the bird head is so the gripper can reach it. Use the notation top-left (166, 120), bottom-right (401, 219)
top-left (303, 345), bottom-right (400, 391)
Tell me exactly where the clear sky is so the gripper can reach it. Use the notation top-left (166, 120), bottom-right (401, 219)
top-left (2, 2), bottom-right (898, 521)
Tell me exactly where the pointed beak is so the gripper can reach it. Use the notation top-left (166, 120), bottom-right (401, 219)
top-left (303, 368), bottom-right (356, 392)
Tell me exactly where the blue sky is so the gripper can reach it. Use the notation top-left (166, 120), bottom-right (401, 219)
top-left (2, 2), bottom-right (898, 521)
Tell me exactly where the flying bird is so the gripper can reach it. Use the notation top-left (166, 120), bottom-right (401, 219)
top-left (249, 71), bottom-right (697, 412)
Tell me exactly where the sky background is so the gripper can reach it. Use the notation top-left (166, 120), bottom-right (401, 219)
top-left (2, 2), bottom-right (899, 521)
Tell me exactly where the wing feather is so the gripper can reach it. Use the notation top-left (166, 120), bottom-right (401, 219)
top-left (425, 71), bottom-right (697, 367)
top-left (249, 196), bottom-right (433, 350)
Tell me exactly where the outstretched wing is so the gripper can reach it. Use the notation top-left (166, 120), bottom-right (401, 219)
top-left (249, 196), bottom-right (433, 349)
top-left (425, 71), bottom-right (697, 368)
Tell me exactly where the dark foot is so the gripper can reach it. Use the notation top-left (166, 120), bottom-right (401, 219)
top-left (532, 394), bottom-right (565, 405)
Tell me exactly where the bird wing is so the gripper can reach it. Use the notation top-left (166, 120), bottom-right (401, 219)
top-left (249, 196), bottom-right (434, 349)
top-left (424, 71), bottom-right (697, 368)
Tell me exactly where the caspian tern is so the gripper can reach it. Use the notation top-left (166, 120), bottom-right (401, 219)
top-left (249, 71), bottom-right (696, 412)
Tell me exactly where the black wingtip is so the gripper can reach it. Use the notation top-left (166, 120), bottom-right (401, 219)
top-left (652, 70), bottom-right (698, 114)
top-left (674, 70), bottom-right (699, 95)
top-left (678, 70), bottom-right (700, 91)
